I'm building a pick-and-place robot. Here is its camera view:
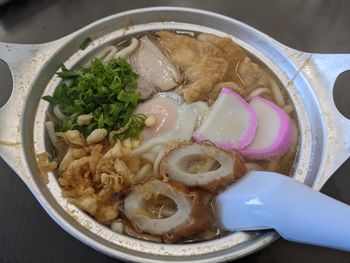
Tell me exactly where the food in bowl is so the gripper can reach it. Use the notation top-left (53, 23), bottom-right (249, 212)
top-left (38, 31), bottom-right (299, 243)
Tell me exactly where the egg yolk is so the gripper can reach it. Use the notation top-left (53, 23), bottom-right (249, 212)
top-left (136, 97), bottom-right (179, 140)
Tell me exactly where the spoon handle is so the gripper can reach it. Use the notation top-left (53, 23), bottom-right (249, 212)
top-left (269, 177), bottom-right (350, 251)
top-left (217, 171), bottom-right (350, 251)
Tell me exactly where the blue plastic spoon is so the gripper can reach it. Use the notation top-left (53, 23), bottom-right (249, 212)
top-left (216, 171), bottom-right (350, 251)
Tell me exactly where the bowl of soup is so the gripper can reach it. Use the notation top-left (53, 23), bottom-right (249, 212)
top-left (1, 7), bottom-right (349, 262)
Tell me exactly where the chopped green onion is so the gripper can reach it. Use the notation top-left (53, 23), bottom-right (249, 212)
top-left (79, 37), bottom-right (92, 50)
top-left (42, 58), bottom-right (144, 139)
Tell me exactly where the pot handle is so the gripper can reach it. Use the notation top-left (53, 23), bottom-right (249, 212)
top-left (310, 53), bottom-right (350, 189)
top-left (0, 41), bottom-right (64, 184)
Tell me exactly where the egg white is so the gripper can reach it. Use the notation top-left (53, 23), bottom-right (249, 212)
top-left (133, 92), bottom-right (209, 164)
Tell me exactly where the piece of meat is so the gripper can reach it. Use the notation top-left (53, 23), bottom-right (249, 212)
top-left (156, 31), bottom-right (227, 102)
top-left (157, 31), bottom-right (249, 103)
top-left (237, 57), bottom-right (268, 88)
top-left (208, 81), bottom-right (245, 104)
top-left (157, 31), bottom-right (271, 103)
top-left (129, 36), bottom-right (183, 99)
top-left (197, 33), bottom-right (246, 81)
top-left (199, 34), bottom-right (270, 94)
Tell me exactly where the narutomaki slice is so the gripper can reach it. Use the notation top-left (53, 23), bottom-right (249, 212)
top-left (193, 88), bottom-right (257, 150)
top-left (240, 96), bottom-right (292, 159)
top-left (123, 180), bottom-right (212, 243)
top-left (161, 143), bottom-right (247, 193)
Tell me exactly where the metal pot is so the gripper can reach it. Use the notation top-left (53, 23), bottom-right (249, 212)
top-left (0, 7), bottom-right (349, 263)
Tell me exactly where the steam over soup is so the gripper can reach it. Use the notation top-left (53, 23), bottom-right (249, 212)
top-left (39, 31), bottom-right (298, 243)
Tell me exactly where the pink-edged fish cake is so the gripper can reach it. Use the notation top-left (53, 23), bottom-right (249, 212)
top-left (240, 96), bottom-right (292, 159)
top-left (193, 88), bottom-right (257, 150)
